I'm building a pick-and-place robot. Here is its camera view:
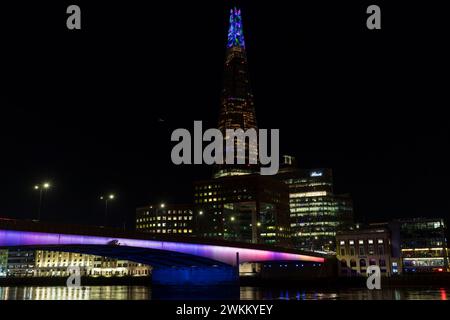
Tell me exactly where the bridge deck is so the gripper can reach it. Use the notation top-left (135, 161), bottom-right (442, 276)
top-left (0, 218), bottom-right (326, 266)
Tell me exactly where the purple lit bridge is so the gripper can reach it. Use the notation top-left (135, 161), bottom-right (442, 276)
top-left (0, 219), bottom-right (326, 285)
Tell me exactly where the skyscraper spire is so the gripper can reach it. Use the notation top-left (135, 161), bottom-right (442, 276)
top-left (214, 7), bottom-right (258, 179)
top-left (227, 7), bottom-right (246, 49)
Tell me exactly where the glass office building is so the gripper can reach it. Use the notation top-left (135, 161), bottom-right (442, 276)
top-left (194, 174), bottom-right (291, 247)
top-left (214, 8), bottom-right (259, 178)
top-left (399, 218), bottom-right (449, 272)
top-left (276, 156), bottom-right (354, 252)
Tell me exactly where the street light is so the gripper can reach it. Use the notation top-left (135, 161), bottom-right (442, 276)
top-left (100, 194), bottom-right (115, 226)
top-left (34, 182), bottom-right (51, 221)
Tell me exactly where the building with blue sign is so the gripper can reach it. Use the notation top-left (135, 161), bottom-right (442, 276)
top-left (276, 156), bottom-right (354, 252)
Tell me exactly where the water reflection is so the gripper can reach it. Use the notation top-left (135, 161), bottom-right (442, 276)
top-left (0, 286), bottom-right (449, 300)
top-left (239, 287), bottom-right (450, 300)
top-left (0, 286), bottom-right (151, 300)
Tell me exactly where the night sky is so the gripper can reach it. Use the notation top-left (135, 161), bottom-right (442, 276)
top-left (2, 1), bottom-right (449, 228)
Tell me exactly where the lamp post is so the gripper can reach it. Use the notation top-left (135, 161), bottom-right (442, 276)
top-left (195, 210), bottom-right (204, 232)
top-left (34, 182), bottom-right (51, 221)
top-left (100, 194), bottom-right (115, 226)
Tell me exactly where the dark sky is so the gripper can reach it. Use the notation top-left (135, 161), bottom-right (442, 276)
top-left (2, 0), bottom-right (449, 227)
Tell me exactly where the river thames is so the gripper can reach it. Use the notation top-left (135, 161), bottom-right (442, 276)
top-left (0, 286), bottom-right (449, 300)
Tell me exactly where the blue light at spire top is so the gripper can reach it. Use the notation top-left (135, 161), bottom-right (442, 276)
top-left (227, 7), bottom-right (245, 49)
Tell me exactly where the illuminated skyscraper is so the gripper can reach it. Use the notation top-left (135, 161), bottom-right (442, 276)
top-left (277, 156), bottom-right (354, 252)
top-left (195, 9), bottom-right (290, 247)
top-left (215, 7), bottom-right (258, 178)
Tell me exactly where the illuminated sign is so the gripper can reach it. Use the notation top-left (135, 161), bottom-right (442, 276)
top-left (310, 171), bottom-right (323, 177)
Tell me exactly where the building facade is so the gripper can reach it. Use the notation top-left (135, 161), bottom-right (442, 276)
top-left (5, 249), bottom-right (35, 277)
top-left (0, 250), bottom-right (7, 277)
top-left (336, 226), bottom-right (401, 277)
top-left (89, 256), bottom-right (150, 277)
top-left (194, 174), bottom-right (291, 247)
top-left (398, 218), bottom-right (449, 273)
top-left (136, 203), bottom-right (194, 235)
top-left (0, 249), bottom-right (151, 278)
top-left (34, 250), bottom-right (94, 277)
top-left (276, 156), bottom-right (354, 252)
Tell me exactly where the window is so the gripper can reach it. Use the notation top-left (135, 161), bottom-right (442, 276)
top-left (369, 259), bottom-right (376, 266)
top-left (350, 259), bottom-right (357, 268)
top-left (350, 247), bottom-right (356, 256)
top-left (359, 246), bottom-right (365, 256)
top-left (378, 245), bottom-right (384, 255)
top-left (340, 248), bottom-right (346, 256)
top-left (379, 259), bottom-right (386, 267)
top-left (359, 259), bottom-right (367, 267)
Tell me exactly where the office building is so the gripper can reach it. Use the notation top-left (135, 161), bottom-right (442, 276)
top-left (136, 203), bottom-right (194, 235)
top-left (276, 156), bottom-right (354, 252)
top-left (194, 174), bottom-right (291, 247)
top-left (336, 226), bottom-right (401, 277)
top-left (398, 218), bottom-right (449, 273)
top-left (0, 249), bottom-right (151, 278)
top-left (5, 249), bottom-right (35, 277)
top-left (34, 250), bottom-right (94, 277)
top-left (0, 250), bottom-right (7, 277)
top-left (89, 256), bottom-right (150, 277)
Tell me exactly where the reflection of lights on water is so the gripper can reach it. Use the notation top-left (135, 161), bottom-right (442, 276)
top-left (35, 287), bottom-right (89, 300)
top-left (440, 288), bottom-right (447, 300)
top-left (1, 286), bottom-right (449, 301)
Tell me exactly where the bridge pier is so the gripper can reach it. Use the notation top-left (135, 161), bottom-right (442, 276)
top-left (151, 265), bottom-right (239, 286)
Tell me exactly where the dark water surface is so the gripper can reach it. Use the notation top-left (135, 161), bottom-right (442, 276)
top-left (0, 286), bottom-right (449, 300)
